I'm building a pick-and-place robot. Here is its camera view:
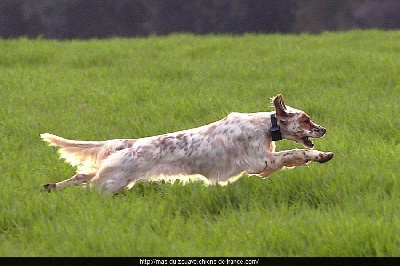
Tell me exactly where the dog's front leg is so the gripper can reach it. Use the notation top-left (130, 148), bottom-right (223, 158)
top-left (258, 149), bottom-right (333, 178)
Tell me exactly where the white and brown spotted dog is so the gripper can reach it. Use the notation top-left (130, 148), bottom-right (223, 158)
top-left (41, 94), bottom-right (333, 193)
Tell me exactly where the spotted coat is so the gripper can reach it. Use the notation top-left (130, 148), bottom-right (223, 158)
top-left (41, 94), bottom-right (333, 193)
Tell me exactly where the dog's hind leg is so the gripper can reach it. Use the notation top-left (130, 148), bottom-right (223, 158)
top-left (89, 166), bottom-right (133, 194)
top-left (89, 145), bottom-right (157, 194)
top-left (90, 161), bottom-right (155, 194)
top-left (43, 172), bottom-right (95, 192)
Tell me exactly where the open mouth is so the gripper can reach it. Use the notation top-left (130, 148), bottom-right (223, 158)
top-left (301, 136), bottom-right (314, 148)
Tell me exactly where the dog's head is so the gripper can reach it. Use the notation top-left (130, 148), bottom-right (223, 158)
top-left (272, 94), bottom-right (326, 148)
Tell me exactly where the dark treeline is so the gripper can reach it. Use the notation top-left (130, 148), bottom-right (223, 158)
top-left (1, 0), bottom-right (400, 39)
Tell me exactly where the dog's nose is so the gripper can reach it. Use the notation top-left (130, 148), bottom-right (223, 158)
top-left (314, 126), bottom-right (326, 136)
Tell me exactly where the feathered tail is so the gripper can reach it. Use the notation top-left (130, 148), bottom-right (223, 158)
top-left (41, 133), bottom-right (136, 172)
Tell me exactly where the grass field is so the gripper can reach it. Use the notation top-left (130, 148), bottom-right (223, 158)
top-left (0, 30), bottom-right (399, 257)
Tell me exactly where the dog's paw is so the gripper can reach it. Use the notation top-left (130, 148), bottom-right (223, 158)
top-left (42, 183), bottom-right (56, 192)
top-left (317, 152), bottom-right (333, 163)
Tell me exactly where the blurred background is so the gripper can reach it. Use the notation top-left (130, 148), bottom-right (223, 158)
top-left (1, 0), bottom-right (400, 39)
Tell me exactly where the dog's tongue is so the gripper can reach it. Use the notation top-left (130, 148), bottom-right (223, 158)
top-left (302, 137), bottom-right (314, 148)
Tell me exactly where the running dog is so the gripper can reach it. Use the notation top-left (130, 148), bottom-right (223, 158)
top-left (41, 94), bottom-right (333, 193)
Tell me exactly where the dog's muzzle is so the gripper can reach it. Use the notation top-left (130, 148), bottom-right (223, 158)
top-left (301, 125), bottom-right (326, 148)
top-left (313, 126), bottom-right (326, 138)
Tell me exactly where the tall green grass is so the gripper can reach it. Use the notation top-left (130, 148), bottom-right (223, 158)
top-left (0, 30), bottom-right (399, 256)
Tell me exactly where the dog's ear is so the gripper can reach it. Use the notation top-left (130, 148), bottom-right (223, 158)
top-left (272, 94), bottom-right (288, 120)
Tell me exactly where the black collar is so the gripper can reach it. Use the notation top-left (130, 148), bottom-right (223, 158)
top-left (270, 113), bottom-right (282, 141)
